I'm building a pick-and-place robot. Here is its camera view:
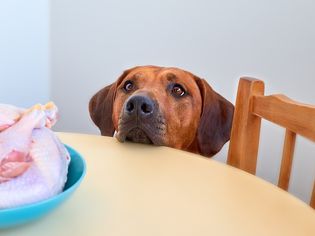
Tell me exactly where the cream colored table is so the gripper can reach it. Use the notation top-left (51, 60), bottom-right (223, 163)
top-left (2, 133), bottom-right (315, 236)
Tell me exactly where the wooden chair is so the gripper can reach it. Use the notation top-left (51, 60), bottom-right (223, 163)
top-left (227, 77), bottom-right (315, 209)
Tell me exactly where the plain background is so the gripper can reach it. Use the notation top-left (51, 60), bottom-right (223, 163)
top-left (0, 1), bottom-right (50, 106)
top-left (1, 0), bottom-right (314, 203)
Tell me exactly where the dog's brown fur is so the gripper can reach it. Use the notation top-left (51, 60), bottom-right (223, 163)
top-left (89, 66), bottom-right (234, 157)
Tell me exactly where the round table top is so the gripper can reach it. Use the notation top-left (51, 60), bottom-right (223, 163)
top-left (3, 132), bottom-right (315, 236)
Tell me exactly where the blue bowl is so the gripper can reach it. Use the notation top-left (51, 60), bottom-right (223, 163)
top-left (0, 145), bottom-right (86, 229)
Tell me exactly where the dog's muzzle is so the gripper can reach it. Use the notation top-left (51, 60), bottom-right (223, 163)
top-left (116, 94), bottom-right (165, 145)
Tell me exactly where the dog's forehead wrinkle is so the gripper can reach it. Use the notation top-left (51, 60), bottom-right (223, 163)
top-left (131, 72), bottom-right (145, 80)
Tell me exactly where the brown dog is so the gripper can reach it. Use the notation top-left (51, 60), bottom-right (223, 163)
top-left (89, 66), bottom-right (234, 157)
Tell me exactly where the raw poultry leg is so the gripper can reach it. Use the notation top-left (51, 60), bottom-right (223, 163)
top-left (0, 105), bottom-right (48, 183)
top-left (0, 127), bottom-right (70, 209)
top-left (0, 102), bottom-right (70, 209)
top-left (0, 104), bottom-right (24, 131)
top-left (0, 102), bottom-right (58, 131)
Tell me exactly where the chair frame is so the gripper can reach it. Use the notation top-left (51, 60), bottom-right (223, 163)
top-left (227, 77), bottom-right (315, 208)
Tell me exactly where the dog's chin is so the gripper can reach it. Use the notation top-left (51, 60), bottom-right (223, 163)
top-left (117, 127), bottom-right (153, 145)
top-left (126, 128), bottom-right (153, 144)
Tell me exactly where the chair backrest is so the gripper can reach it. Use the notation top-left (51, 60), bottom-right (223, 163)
top-left (227, 77), bottom-right (315, 209)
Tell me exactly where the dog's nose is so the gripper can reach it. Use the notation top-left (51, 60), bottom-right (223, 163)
top-left (125, 95), bottom-right (155, 117)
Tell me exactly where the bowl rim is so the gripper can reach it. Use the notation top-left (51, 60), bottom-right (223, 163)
top-left (0, 145), bottom-right (86, 213)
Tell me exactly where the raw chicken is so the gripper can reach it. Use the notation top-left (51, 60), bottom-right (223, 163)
top-left (0, 102), bottom-right (58, 131)
top-left (0, 104), bottom-right (24, 131)
top-left (0, 103), bottom-right (70, 209)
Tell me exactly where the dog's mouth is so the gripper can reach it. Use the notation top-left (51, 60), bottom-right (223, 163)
top-left (115, 122), bottom-right (165, 146)
top-left (125, 127), bottom-right (153, 144)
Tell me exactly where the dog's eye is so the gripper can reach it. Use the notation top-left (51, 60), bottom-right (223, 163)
top-left (124, 80), bottom-right (134, 92)
top-left (171, 84), bottom-right (186, 97)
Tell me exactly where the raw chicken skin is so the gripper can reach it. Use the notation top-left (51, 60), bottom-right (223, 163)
top-left (0, 103), bottom-right (70, 209)
top-left (0, 102), bottom-right (58, 131)
top-left (0, 105), bottom-right (46, 183)
top-left (0, 104), bottom-right (24, 131)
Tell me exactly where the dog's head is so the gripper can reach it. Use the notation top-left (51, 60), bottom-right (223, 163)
top-left (89, 65), bottom-right (234, 157)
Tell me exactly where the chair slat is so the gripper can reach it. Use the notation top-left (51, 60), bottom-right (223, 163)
top-left (252, 94), bottom-right (315, 142)
top-left (227, 78), bottom-right (264, 174)
top-left (278, 129), bottom-right (296, 190)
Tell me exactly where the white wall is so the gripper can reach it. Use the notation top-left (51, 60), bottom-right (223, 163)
top-left (51, 0), bottom-right (314, 203)
top-left (0, 1), bottom-right (50, 107)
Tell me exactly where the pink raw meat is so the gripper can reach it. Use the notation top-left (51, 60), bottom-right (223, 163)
top-left (0, 103), bottom-right (70, 209)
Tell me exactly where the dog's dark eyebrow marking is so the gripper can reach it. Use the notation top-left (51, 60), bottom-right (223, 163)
top-left (166, 73), bottom-right (177, 82)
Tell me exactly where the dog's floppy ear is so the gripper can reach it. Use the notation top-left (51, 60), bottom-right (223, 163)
top-left (194, 78), bottom-right (234, 157)
top-left (89, 69), bottom-right (131, 136)
top-left (89, 82), bottom-right (117, 136)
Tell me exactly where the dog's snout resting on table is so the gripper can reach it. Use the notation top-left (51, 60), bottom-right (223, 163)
top-left (89, 65), bottom-right (234, 157)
